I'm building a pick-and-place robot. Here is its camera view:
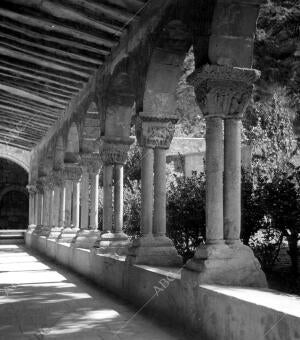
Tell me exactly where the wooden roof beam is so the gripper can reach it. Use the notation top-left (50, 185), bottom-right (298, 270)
top-left (0, 21), bottom-right (110, 57)
top-left (0, 8), bottom-right (117, 48)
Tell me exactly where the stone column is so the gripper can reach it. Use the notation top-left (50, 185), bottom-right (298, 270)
top-left (224, 118), bottom-right (242, 244)
top-left (102, 163), bottom-right (113, 233)
top-left (36, 182), bottom-right (44, 228)
top-left (141, 147), bottom-right (154, 236)
top-left (80, 164), bottom-right (89, 229)
top-left (205, 117), bottom-right (224, 243)
top-left (153, 148), bottom-right (167, 238)
top-left (40, 177), bottom-right (52, 237)
top-left (48, 171), bottom-right (63, 239)
top-left (72, 180), bottom-right (80, 229)
top-left (59, 184), bottom-right (65, 228)
top-left (114, 164), bottom-right (124, 234)
top-left (26, 184), bottom-right (36, 230)
top-left (58, 164), bottom-right (82, 243)
top-left (127, 114), bottom-right (181, 266)
top-left (73, 155), bottom-right (101, 249)
top-left (182, 64), bottom-right (267, 287)
top-left (95, 137), bottom-right (132, 255)
top-left (89, 165), bottom-right (100, 230)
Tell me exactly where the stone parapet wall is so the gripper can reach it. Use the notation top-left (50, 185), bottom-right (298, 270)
top-left (26, 233), bottom-right (300, 340)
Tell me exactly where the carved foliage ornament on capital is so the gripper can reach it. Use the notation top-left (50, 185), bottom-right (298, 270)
top-left (188, 65), bottom-right (260, 119)
top-left (99, 137), bottom-right (133, 165)
top-left (63, 164), bottom-right (82, 182)
top-left (135, 114), bottom-right (177, 149)
top-left (26, 184), bottom-right (37, 195)
top-left (81, 153), bottom-right (102, 174)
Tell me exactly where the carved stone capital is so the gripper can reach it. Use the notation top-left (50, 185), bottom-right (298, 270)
top-left (52, 170), bottom-right (64, 187)
top-left (99, 137), bottom-right (134, 165)
top-left (63, 164), bottom-right (82, 182)
top-left (26, 184), bottom-right (37, 195)
top-left (135, 113), bottom-right (177, 149)
top-left (80, 153), bottom-right (102, 174)
top-left (36, 178), bottom-right (45, 194)
top-left (188, 64), bottom-right (260, 119)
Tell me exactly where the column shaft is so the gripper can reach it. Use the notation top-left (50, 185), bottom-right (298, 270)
top-left (37, 192), bottom-right (43, 225)
top-left (34, 193), bottom-right (39, 225)
top-left (103, 164), bottom-right (113, 232)
top-left (52, 186), bottom-right (60, 227)
top-left (72, 181), bottom-right (80, 228)
top-left (141, 147), bottom-right (154, 236)
top-left (224, 118), bottom-right (241, 242)
top-left (64, 180), bottom-right (73, 227)
top-left (90, 172), bottom-right (99, 230)
top-left (114, 164), bottom-right (124, 233)
top-left (80, 167), bottom-right (89, 229)
top-left (59, 185), bottom-right (66, 227)
top-left (153, 148), bottom-right (166, 236)
top-left (42, 190), bottom-right (49, 226)
top-left (48, 189), bottom-right (54, 227)
top-left (205, 117), bottom-right (224, 243)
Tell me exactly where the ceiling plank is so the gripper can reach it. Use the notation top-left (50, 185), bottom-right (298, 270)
top-left (0, 59), bottom-right (86, 88)
top-left (0, 21), bottom-right (110, 57)
top-left (0, 8), bottom-right (117, 48)
top-left (7, 0), bottom-right (124, 36)
top-left (63, 0), bottom-right (134, 24)
top-left (0, 140), bottom-right (33, 150)
top-left (0, 38), bottom-right (97, 72)
top-left (0, 46), bottom-right (91, 79)
top-left (0, 92), bottom-right (63, 116)
top-left (0, 78), bottom-right (73, 102)
top-left (0, 73), bottom-right (76, 97)
top-left (0, 62), bottom-right (82, 91)
top-left (0, 114), bottom-right (53, 129)
top-left (0, 31), bottom-right (102, 66)
top-left (0, 84), bottom-right (66, 108)
top-left (0, 102), bottom-right (59, 121)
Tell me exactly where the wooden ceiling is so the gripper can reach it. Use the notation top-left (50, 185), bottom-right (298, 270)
top-left (0, 0), bottom-right (147, 150)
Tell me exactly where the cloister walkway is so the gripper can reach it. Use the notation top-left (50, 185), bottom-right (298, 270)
top-left (0, 244), bottom-right (186, 340)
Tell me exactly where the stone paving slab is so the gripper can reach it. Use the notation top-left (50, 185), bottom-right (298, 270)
top-left (0, 245), bottom-right (189, 340)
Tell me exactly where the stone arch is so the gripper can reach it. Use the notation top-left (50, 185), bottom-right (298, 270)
top-left (0, 147), bottom-right (30, 173)
top-left (0, 185), bottom-right (28, 203)
top-left (101, 60), bottom-right (136, 139)
top-left (142, 19), bottom-right (193, 118)
top-left (65, 122), bottom-right (80, 163)
top-left (80, 102), bottom-right (101, 154)
top-left (53, 136), bottom-right (65, 170)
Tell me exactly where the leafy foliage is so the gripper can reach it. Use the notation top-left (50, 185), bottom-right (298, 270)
top-left (166, 172), bottom-right (206, 262)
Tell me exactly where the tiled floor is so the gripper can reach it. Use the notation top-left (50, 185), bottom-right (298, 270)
top-left (0, 245), bottom-right (188, 340)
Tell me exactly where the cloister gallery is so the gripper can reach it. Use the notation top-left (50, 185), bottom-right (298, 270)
top-left (0, 0), bottom-right (299, 339)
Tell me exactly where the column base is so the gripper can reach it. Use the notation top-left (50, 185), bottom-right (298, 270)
top-left (47, 226), bottom-right (63, 240)
top-left (27, 224), bottom-right (36, 233)
top-left (94, 232), bottom-right (129, 256)
top-left (181, 242), bottom-right (267, 287)
top-left (72, 229), bottom-right (100, 249)
top-left (38, 225), bottom-right (51, 237)
top-left (57, 227), bottom-right (78, 243)
top-left (127, 235), bottom-right (182, 266)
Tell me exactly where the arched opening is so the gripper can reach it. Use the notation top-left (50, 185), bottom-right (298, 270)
top-left (0, 158), bottom-right (29, 230)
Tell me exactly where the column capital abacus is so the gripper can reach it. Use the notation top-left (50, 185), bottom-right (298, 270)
top-left (52, 170), bottom-right (64, 187)
top-left (99, 137), bottom-right (134, 165)
top-left (188, 64), bottom-right (260, 119)
top-left (80, 153), bottom-right (102, 175)
top-left (63, 164), bottom-right (82, 182)
top-left (26, 184), bottom-right (37, 195)
top-left (135, 113), bottom-right (178, 149)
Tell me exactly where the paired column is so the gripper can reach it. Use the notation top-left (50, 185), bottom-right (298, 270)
top-left (47, 171), bottom-right (63, 239)
top-left (95, 137), bottom-right (132, 254)
top-left (73, 154), bottom-right (101, 248)
top-left (182, 64), bottom-right (267, 287)
top-left (127, 115), bottom-right (181, 265)
top-left (26, 184), bottom-right (37, 229)
top-left (58, 164), bottom-right (82, 243)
